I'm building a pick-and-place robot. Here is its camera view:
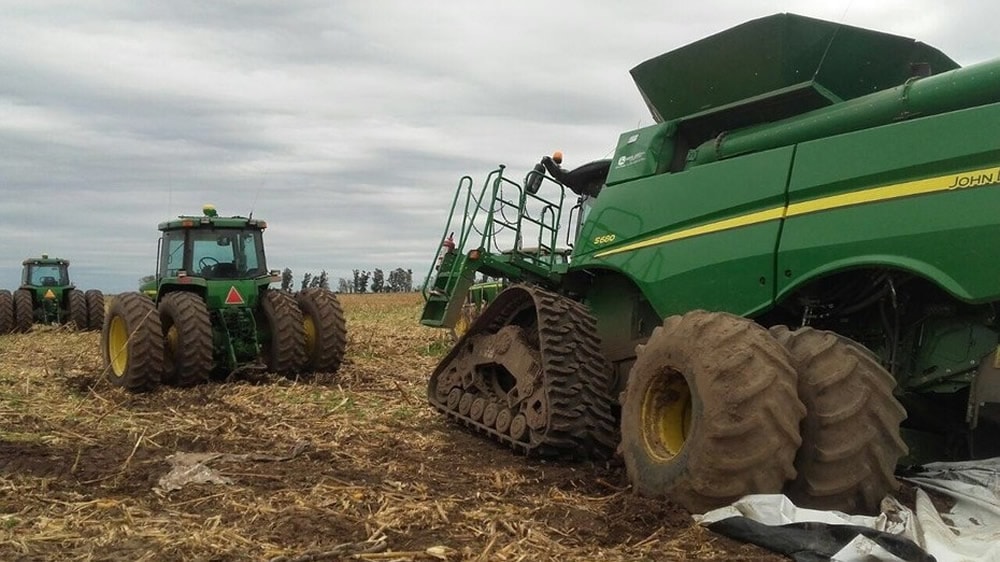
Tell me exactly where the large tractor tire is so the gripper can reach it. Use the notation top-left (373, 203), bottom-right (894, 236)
top-left (0, 290), bottom-right (13, 334)
top-left (295, 288), bottom-right (347, 375)
top-left (158, 292), bottom-right (214, 387)
top-left (259, 291), bottom-right (306, 376)
top-left (13, 289), bottom-right (34, 333)
top-left (102, 292), bottom-right (164, 391)
top-left (85, 289), bottom-right (105, 331)
top-left (770, 326), bottom-right (908, 514)
top-left (67, 289), bottom-right (88, 330)
top-left (620, 310), bottom-right (805, 514)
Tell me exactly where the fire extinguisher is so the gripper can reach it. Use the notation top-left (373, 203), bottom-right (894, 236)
top-left (436, 232), bottom-right (456, 269)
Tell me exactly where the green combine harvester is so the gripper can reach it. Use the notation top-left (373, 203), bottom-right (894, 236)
top-left (0, 255), bottom-right (103, 334)
top-left (420, 13), bottom-right (1000, 515)
top-left (103, 205), bottom-right (347, 391)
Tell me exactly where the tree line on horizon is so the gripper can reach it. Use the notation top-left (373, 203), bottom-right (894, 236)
top-left (139, 267), bottom-right (416, 294)
top-left (280, 268), bottom-right (414, 294)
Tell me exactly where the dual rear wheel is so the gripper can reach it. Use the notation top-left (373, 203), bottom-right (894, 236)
top-left (620, 310), bottom-right (906, 515)
top-left (102, 288), bottom-right (348, 391)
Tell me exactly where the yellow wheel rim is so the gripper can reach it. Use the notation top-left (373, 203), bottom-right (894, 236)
top-left (108, 315), bottom-right (129, 376)
top-left (640, 369), bottom-right (692, 462)
top-left (303, 315), bottom-right (316, 357)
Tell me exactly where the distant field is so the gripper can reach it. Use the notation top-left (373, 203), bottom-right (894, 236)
top-left (0, 292), bottom-right (778, 561)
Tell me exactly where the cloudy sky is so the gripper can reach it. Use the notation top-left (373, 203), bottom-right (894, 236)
top-left (2, 1), bottom-right (998, 293)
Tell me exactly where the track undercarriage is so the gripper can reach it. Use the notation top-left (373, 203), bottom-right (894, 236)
top-left (428, 285), bottom-right (618, 458)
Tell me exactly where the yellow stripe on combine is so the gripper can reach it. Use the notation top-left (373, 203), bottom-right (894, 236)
top-left (595, 165), bottom-right (1000, 258)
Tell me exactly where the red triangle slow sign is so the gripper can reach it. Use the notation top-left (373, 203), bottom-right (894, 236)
top-left (225, 286), bottom-right (245, 305)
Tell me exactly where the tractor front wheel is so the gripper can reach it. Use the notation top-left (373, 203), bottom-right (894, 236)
top-left (158, 292), bottom-right (214, 386)
top-left (620, 310), bottom-right (805, 514)
top-left (296, 288), bottom-right (347, 375)
top-left (770, 326), bottom-right (907, 514)
top-left (102, 292), bottom-right (164, 391)
top-left (0, 290), bottom-right (13, 334)
top-left (85, 289), bottom-right (105, 331)
top-left (13, 289), bottom-right (33, 333)
top-left (67, 289), bottom-right (87, 330)
top-left (259, 291), bottom-right (306, 376)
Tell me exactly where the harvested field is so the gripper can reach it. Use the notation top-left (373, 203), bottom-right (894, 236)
top-left (0, 293), bottom-right (783, 561)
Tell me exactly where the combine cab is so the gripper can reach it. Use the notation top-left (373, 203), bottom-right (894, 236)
top-left (421, 13), bottom-right (1000, 514)
top-left (0, 255), bottom-right (103, 333)
top-left (102, 205), bottom-right (347, 391)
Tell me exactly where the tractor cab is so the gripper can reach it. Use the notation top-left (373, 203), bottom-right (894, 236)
top-left (152, 204), bottom-right (277, 309)
top-left (19, 255), bottom-right (75, 325)
top-left (22, 255), bottom-right (72, 290)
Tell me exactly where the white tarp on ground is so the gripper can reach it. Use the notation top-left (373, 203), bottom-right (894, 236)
top-left (696, 458), bottom-right (1000, 562)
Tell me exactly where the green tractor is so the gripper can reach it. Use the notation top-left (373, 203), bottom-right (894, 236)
top-left (0, 255), bottom-right (103, 334)
top-left (420, 14), bottom-right (1000, 515)
top-left (102, 205), bottom-right (347, 391)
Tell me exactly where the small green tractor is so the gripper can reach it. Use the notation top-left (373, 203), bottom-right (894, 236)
top-left (0, 255), bottom-right (103, 334)
top-left (102, 205), bottom-right (347, 391)
top-left (421, 14), bottom-right (1000, 515)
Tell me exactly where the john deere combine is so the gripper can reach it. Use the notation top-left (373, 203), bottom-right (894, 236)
top-left (420, 14), bottom-right (1000, 514)
top-left (0, 255), bottom-right (103, 333)
top-left (103, 205), bottom-right (347, 390)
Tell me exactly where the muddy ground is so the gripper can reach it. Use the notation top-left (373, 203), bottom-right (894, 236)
top-left (0, 293), bottom-right (784, 561)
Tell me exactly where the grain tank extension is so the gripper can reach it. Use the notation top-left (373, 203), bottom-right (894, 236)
top-left (420, 13), bottom-right (1000, 515)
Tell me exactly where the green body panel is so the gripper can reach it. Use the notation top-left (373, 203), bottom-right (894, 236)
top-left (605, 122), bottom-right (675, 186)
top-left (467, 281), bottom-right (503, 307)
top-left (778, 102), bottom-right (1000, 303)
top-left (574, 146), bottom-right (793, 317)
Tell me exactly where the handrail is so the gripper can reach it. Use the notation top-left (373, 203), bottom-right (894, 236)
top-left (422, 162), bottom-right (571, 301)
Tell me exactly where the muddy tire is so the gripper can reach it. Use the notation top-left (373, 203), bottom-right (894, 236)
top-left (0, 290), bottom-right (13, 334)
top-left (258, 291), bottom-right (306, 375)
top-left (67, 289), bottom-right (87, 330)
top-left (620, 310), bottom-right (805, 514)
top-left (102, 292), bottom-right (164, 391)
top-left (13, 289), bottom-right (34, 332)
top-left (158, 292), bottom-right (214, 386)
top-left (296, 288), bottom-right (347, 375)
top-left (770, 326), bottom-right (907, 514)
top-left (85, 289), bottom-right (105, 331)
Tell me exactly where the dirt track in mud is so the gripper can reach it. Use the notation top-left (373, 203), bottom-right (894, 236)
top-left (0, 293), bottom-right (784, 561)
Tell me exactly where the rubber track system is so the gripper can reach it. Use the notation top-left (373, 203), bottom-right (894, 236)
top-left (428, 285), bottom-right (618, 458)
